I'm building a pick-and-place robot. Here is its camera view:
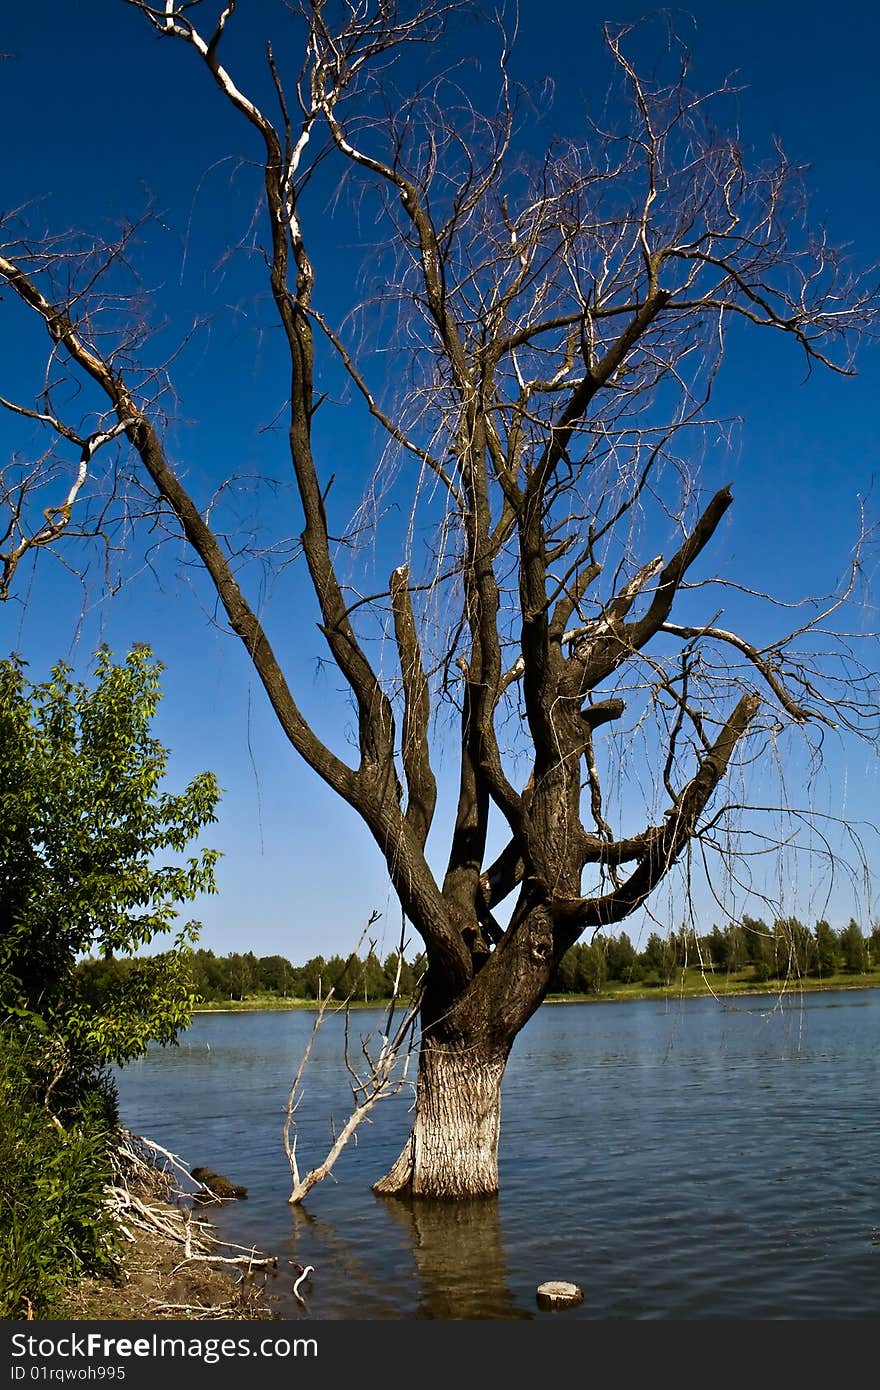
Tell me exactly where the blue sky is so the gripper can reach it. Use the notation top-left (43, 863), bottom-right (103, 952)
top-left (1, 1), bottom-right (878, 961)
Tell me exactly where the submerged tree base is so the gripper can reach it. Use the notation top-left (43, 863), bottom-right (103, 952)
top-left (373, 1045), bottom-right (506, 1199)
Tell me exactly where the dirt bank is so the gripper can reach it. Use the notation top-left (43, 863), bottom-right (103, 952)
top-left (57, 1133), bottom-right (282, 1322)
top-left (60, 1208), bottom-right (278, 1321)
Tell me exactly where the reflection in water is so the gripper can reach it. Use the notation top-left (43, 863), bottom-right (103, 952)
top-left (277, 1191), bottom-right (529, 1319)
top-left (382, 1194), bottom-right (532, 1320)
top-left (281, 1202), bottom-right (398, 1319)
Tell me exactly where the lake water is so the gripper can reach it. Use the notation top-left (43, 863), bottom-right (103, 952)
top-left (113, 988), bottom-right (880, 1320)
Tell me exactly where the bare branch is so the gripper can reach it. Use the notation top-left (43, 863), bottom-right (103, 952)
top-left (283, 913), bottom-right (423, 1204)
top-left (391, 564), bottom-right (437, 846)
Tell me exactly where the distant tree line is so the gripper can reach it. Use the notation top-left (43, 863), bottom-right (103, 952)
top-left (551, 916), bottom-right (880, 993)
top-left (77, 946), bottom-right (426, 1006)
top-left (76, 916), bottom-right (880, 1007)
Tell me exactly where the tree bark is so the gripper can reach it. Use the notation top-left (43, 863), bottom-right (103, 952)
top-left (374, 1039), bottom-right (508, 1198)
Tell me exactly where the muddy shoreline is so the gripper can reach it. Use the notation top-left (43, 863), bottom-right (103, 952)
top-left (56, 1135), bottom-right (284, 1323)
top-left (60, 1202), bottom-right (280, 1322)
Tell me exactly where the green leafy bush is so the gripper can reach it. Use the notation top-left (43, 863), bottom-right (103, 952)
top-left (0, 1028), bottom-right (121, 1318)
top-left (0, 645), bottom-right (220, 1065)
top-left (0, 645), bottom-right (221, 1315)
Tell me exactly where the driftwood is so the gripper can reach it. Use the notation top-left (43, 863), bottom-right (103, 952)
top-left (171, 1252), bottom-right (277, 1275)
top-left (149, 1301), bottom-right (254, 1320)
top-left (107, 1129), bottom-right (308, 1313)
top-left (292, 1265), bottom-right (315, 1307)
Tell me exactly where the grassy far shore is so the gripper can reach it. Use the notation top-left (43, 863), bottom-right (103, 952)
top-left (192, 967), bottom-right (880, 1011)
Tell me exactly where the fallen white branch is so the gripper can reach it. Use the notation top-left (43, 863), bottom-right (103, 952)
top-left (171, 1252), bottom-right (278, 1275)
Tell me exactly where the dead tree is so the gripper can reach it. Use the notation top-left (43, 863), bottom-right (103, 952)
top-left (283, 913), bottom-right (423, 1204)
top-left (1, 2), bottom-right (878, 1197)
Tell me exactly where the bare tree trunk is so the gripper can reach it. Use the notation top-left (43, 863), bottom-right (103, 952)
top-left (374, 1040), bottom-right (508, 1198)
